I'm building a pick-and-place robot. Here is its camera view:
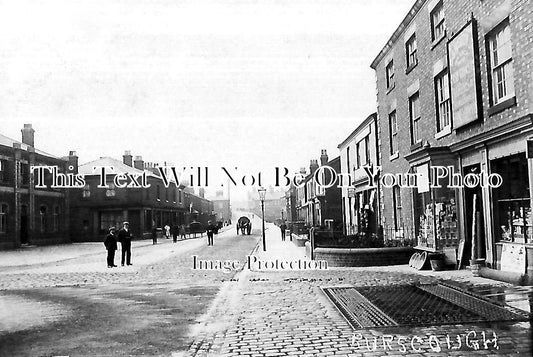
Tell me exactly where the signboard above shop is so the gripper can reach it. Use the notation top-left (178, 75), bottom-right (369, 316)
top-left (448, 20), bottom-right (481, 129)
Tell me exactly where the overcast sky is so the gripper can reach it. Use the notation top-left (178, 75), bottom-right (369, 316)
top-left (0, 0), bottom-right (414, 194)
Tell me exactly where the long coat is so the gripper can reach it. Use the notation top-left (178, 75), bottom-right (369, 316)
top-left (104, 233), bottom-right (118, 251)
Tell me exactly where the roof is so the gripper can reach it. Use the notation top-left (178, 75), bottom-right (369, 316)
top-left (78, 156), bottom-right (158, 177)
top-left (0, 133), bottom-right (60, 159)
top-left (337, 113), bottom-right (377, 149)
top-left (370, 0), bottom-right (426, 69)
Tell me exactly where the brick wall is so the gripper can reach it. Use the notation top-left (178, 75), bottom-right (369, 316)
top-left (372, 0), bottom-right (532, 236)
top-left (314, 247), bottom-right (414, 267)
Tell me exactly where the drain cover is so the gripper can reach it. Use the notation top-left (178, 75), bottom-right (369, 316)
top-left (323, 283), bottom-right (530, 328)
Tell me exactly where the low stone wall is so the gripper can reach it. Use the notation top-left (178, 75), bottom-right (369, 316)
top-left (314, 247), bottom-right (414, 267)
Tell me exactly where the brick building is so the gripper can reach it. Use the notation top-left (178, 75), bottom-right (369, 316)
top-left (70, 152), bottom-right (213, 241)
top-left (0, 124), bottom-right (70, 249)
top-left (294, 151), bottom-right (343, 229)
top-left (371, 0), bottom-right (532, 275)
top-left (210, 189), bottom-right (232, 223)
top-left (338, 113), bottom-right (380, 236)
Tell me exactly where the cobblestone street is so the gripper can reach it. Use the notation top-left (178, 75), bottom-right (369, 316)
top-left (184, 223), bottom-right (532, 357)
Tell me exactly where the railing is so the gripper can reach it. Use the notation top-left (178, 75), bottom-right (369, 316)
top-left (382, 225), bottom-right (417, 247)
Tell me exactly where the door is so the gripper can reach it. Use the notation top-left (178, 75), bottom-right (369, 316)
top-left (20, 205), bottom-right (28, 244)
top-left (462, 164), bottom-right (485, 266)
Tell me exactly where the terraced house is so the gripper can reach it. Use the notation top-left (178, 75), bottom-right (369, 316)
top-left (371, 0), bottom-right (533, 279)
top-left (0, 124), bottom-right (71, 249)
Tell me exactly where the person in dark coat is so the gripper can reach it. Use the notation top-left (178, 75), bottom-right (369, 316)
top-left (104, 226), bottom-right (118, 268)
top-left (206, 220), bottom-right (216, 246)
top-left (118, 221), bottom-right (133, 266)
top-left (151, 225), bottom-right (158, 245)
top-left (280, 222), bottom-right (287, 241)
top-left (171, 224), bottom-right (179, 243)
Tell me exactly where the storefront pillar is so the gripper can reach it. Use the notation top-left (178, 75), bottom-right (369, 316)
top-left (480, 146), bottom-right (492, 263)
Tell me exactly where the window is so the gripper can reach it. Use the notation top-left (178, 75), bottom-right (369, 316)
top-left (165, 187), bottom-right (169, 202)
top-left (156, 185), bottom-right (161, 200)
top-left (83, 184), bottom-right (91, 198)
top-left (346, 147), bottom-right (351, 173)
top-left (53, 206), bottom-right (60, 232)
top-left (20, 163), bottom-right (30, 185)
top-left (386, 60), bottom-right (395, 89)
top-left (174, 189), bottom-right (177, 203)
top-left (39, 206), bottom-right (47, 233)
top-left (389, 111), bottom-right (398, 155)
top-left (105, 182), bottom-right (116, 197)
top-left (100, 211), bottom-right (122, 232)
top-left (409, 92), bottom-right (421, 144)
top-left (0, 204), bottom-right (7, 233)
top-left (488, 21), bottom-right (514, 104)
top-left (0, 160), bottom-right (7, 183)
top-left (356, 137), bottom-right (369, 168)
top-left (392, 186), bottom-right (403, 230)
top-left (178, 189), bottom-right (182, 203)
top-left (435, 71), bottom-right (451, 132)
top-left (430, 2), bottom-right (445, 41)
top-left (406, 34), bottom-right (418, 69)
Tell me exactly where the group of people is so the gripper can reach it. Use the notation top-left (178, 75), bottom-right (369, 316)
top-left (152, 224), bottom-right (187, 245)
top-left (104, 221), bottom-right (133, 268)
top-left (104, 220), bottom-right (221, 267)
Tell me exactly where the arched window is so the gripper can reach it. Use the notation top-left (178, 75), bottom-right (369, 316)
top-left (0, 204), bottom-right (7, 233)
top-left (39, 206), bottom-right (47, 233)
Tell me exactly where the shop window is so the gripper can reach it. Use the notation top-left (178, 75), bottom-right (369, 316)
top-left (0, 204), bottom-right (7, 233)
top-left (105, 182), bottom-right (116, 197)
top-left (392, 186), bottom-right (403, 231)
top-left (39, 206), bottom-right (47, 233)
top-left (405, 34), bottom-right (418, 70)
top-left (82, 184), bottom-right (91, 198)
top-left (430, 1), bottom-right (445, 42)
top-left (435, 71), bottom-right (451, 132)
top-left (386, 60), bottom-right (395, 90)
top-left (53, 206), bottom-right (60, 232)
top-left (492, 153), bottom-right (531, 243)
top-left (409, 92), bottom-right (421, 145)
top-left (487, 20), bottom-right (515, 105)
top-left (389, 111), bottom-right (398, 155)
top-left (100, 211), bottom-right (123, 233)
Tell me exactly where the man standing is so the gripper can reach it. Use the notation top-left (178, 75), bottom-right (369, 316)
top-left (280, 221), bottom-right (287, 241)
top-left (118, 221), bottom-right (133, 266)
top-left (206, 220), bottom-right (216, 246)
top-left (104, 227), bottom-right (118, 268)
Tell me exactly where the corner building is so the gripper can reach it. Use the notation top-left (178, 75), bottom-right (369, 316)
top-left (371, 0), bottom-right (533, 276)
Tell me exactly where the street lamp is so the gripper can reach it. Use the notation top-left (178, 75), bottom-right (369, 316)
top-left (258, 187), bottom-right (267, 251)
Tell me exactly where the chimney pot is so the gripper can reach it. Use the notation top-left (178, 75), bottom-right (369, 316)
top-left (21, 123), bottom-right (35, 147)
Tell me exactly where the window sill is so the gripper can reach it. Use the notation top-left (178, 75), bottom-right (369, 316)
top-left (386, 84), bottom-right (396, 95)
top-left (405, 62), bottom-right (418, 75)
top-left (431, 33), bottom-right (446, 50)
top-left (410, 141), bottom-right (423, 151)
top-left (488, 96), bottom-right (516, 116)
top-left (389, 152), bottom-right (399, 161)
top-left (435, 126), bottom-right (451, 140)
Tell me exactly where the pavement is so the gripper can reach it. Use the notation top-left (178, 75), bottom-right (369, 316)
top-left (183, 222), bottom-right (532, 357)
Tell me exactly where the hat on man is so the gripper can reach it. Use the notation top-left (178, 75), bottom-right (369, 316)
top-left (123, 221), bottom-right (129, 225)
top-left (109, 226), bottom-right (116, 232)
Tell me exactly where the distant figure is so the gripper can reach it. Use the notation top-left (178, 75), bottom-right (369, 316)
top-left (179, 224), bottom-right (187, 240)
top-left (118, 221), bottom-right (133, 266)
top-left (164, 224), bottom-right (171, 239)
top-left (151, 226), bottom-right (157, 245)
top-left (104, 226), bottom-right (118, 268)
top-left (171, 224), bottom-right (179, 243)
top-left (206, 220), bottom-right (216, 246)
top-left (280, 222), bottom-right (287, 241)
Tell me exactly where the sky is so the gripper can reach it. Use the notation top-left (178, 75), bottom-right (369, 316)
top-left (0, 0), bottom-right (414, 197)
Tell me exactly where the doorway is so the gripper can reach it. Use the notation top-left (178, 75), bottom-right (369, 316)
top-left (462, 164), bottom-right (485, 266)
top-left (20, 205), bottom-right (28, 244)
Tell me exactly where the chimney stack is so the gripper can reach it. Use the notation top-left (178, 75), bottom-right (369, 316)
top-left (123, 150), bottom-right (133, 167)
top-left (68, 151), bottom-right (78, 174)
top-left (21, 124), bottom-right (35, 147)
top-left (198, 188), bottom-right (205, 198)
top-left (133, 155), bottom-right (144, 170)
top-left (309, 159), bottom-right (319, 174)
top-left (320, 149), bottom-right (328, 166)
top-left (300, 167), bottom-right (306, 175)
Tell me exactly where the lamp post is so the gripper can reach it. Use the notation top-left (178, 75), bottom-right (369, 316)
top-left (258, 187), bottom-right (267, 251)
